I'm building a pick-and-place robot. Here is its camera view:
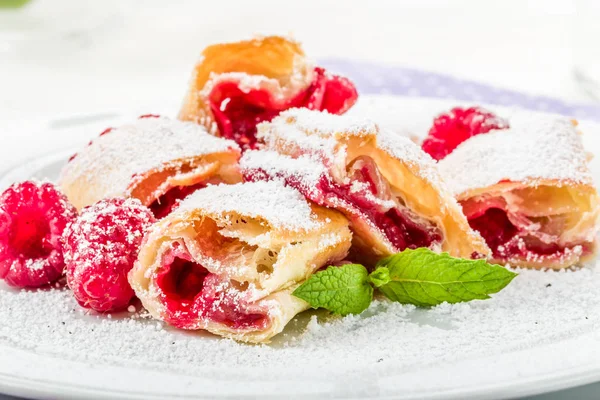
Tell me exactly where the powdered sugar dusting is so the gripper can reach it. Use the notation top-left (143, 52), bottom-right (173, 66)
top-left (276, 107), bottom-right (377, 137)
top-left (240, 150), bottom-right (326, 198)
top-left (176, 181), bottom-right (320, 232)
top-left (60, 117), bottom-right (240, 199)
top-left (258, 117), bottom-right (339, 161)
top-left (439, 115), bottom-right (595, 195)
top-left (2, 266), bottom-right (600, 388)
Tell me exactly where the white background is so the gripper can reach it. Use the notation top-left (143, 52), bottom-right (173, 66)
top-left (0, 0), bottom-right (597, 120)
top-left (0, 0), bottom-right (599, 398)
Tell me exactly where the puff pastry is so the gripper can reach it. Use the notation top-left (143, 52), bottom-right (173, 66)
top-left (60, 116), bottom-right (242, 217)
top-left (241, 108), bottom-right (490, 265)
top-left (439, 115), bottom-right (600, 269)
top-left (179, 35), bottom-right (358, 150)
top-left (129, 180), bottom-right (352, 343)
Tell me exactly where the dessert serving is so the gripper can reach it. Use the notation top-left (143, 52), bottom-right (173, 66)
top-left (241, 108), bottom-right (490, 265)
top-left (0, 36), bottom-right (598, 346)
top-left (425, 107), bottom-right (600, 268)
top-left (129, 181), bottom-right (351, 343)
top-left (179, 36), bottom-right (358, 150)
top-left (60, 115), bottom-right (242, 217)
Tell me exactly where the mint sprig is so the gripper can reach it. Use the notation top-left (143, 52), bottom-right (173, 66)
top-left (292, 264), bottom-right (373, 316)
top-left (370, 249), bottom-right (517, 307)
top-left (293, 248), bottom-right (517, 315)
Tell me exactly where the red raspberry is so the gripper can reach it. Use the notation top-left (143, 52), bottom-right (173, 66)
top-left (421, 107), bottom-right (509, 160)
top-left (0, 181), bottom-right (77, 288)
top-left (63, 198), bottom-right (155, 312)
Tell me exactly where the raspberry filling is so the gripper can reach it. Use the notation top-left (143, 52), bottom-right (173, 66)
top-left (149, 182), bottom-right (206, 219)
top-left (247, 156), bottom-right (441, 253)
top-left (155, 245), bottom-right (268, 331)
top-left (317, 170), bottom-right (441, 251)
top-left (208, 67), bottom-right (358, 150)
top-left (463, 197), bottom-right (591, 263)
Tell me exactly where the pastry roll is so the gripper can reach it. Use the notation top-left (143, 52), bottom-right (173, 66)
top-left (241, 108), bottom-right (490, 265)
top-left (178, 35), bottom-right (358, 150)
top-left (439, 116), bottom-right (600, 269)
top-left (129, 180), bottom-right (352, 343)
top-left (60, 116), bottom-right (242, 218)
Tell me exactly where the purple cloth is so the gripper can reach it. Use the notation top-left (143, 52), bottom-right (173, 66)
top-left (321, 59), bottom-right (600, 121)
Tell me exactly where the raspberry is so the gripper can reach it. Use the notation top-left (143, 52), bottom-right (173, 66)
top-left (305, 67), bottom-right (359, 115)
top-left (63, 198), bottom-right (155, 312)
top-left (0, 181), bottom-right (77, 288)
top-left (421, 107), bottom-right (509, 160)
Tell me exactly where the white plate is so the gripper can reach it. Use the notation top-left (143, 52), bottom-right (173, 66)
top-left (1, 95), bottom-right (600, 400)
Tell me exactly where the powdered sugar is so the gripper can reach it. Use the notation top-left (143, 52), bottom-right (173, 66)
top-left (438, 115), bottom-right (594, 195)
top-left (176, 181), bottom-right (321, 232)
top-left (240, 150), bottom-right (326, 197)
top-left (2, 265), bottom-right (600, 389)
top-left (256, 108), bottom-right (375, 165)
top-left (258, 117), bottom-right (339, 161)
top-left (60, 116), bottom-right (239, 200)
top-left (275, 107), bottom-right (377, 137)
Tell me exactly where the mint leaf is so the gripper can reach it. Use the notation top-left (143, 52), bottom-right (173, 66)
top-left (371, 248), bottom-right (517, 307)
top-left (292, 264), bottom-right (373, 315)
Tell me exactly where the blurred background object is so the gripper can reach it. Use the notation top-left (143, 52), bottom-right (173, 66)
top-left (573, 0), bottom-right (600, 99)
top-left (0, 0), bottom-right (30, 8)
top-left (0, 0), bottom-right (598, 123)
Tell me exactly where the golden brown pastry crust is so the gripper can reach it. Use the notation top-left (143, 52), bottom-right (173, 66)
top-left (59, 116), bottom-right (242, 210)
top-left (178, 36), bottom-right (313, 133)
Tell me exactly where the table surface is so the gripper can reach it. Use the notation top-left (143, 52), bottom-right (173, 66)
top-left (1, 0), bottom-right (599, 399)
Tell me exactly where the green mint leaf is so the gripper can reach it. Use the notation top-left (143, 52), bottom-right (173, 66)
top-left (371, 248), bottom-right (517, 307)
top-left (292, 264), bottom-right (373, 315)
